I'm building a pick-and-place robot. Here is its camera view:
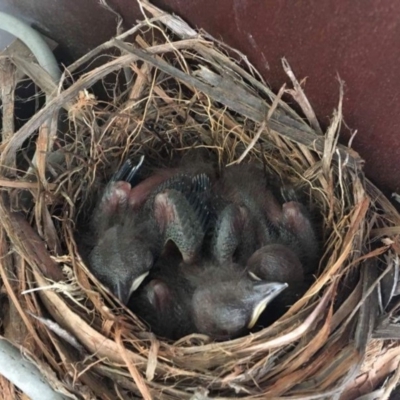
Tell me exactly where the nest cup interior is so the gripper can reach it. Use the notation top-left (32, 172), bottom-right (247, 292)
top-left (1, 3), bottom-right (400, 399)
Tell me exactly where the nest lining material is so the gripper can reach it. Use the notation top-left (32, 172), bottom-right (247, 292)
top-left (1, 1), bottom-right (400, 399)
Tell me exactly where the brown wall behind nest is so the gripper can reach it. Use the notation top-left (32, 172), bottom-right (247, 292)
top-left (4, 0), bottom-right (400, 196)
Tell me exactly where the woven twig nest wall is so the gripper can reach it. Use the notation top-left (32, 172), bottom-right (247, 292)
top-left (1, 2), bottom-right (400, 399)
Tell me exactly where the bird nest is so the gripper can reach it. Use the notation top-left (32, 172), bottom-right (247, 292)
top-left (1, 1), bottom-right (400, 399)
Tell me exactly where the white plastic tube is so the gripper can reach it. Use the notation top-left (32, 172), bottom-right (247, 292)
top-left (0, 11), bottom-right (61, 82)
top-left (0, 339), bottom-right (67, 400)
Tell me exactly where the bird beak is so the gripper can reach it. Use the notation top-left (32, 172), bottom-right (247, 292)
top-left (247, 282), bottom-right (288, 329)
top-left (114, 281), bottom-right (131, 304)
top-left (130, 271), bottom-right (149, 295)
top-left (248, 271), bottom-right (262, 281)
top-left (114, 271), bottom-right (149, 304)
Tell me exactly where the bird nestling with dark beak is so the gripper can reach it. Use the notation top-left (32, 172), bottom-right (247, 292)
top-left (206, 163), bottom-right (319, 324)
top-left (129, 257), bottom-right (288, 341)
top-left (210, 163), bottom-right (320, 270)
top-left (80, 157), bottom-right (214, 304)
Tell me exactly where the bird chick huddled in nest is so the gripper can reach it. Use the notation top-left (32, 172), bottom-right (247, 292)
top-left (77, 153), bottom-right (320, 341)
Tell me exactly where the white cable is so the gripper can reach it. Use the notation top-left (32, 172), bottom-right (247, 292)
top-left (0, 11), bottom-right (61, 82)
top-left (0, 339), bottom-right (67, 400)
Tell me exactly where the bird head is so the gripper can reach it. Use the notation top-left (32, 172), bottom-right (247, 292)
top-left (246, 243), bottom-right (304, 283)
top-left (192, 279), bottom-right (288, 340)
top-left (89, 226), bottom-right (154, 304)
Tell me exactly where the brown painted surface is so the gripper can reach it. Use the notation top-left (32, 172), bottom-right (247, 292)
top-left (3, 0), bottom-right (400, 194)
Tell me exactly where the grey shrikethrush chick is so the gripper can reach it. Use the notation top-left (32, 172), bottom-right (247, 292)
top-left (210, 163), bottom-right (320, 273)
top-left (130, 258), bottom-right (287, 340)
top-left (85, 158), bottom-right (213, 304)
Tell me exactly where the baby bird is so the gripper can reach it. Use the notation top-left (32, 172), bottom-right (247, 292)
top-left (245, 243), bottom-right (314, 325)
top-left (83, 159), bottom-right (213, 303)
top-left (206, 164), bottom-right (319, 324)
top-left (278, 200), bottom-right (320, 272)
top-left (212, 164), bottom-right (278, 262)
top-left (82, 158), bottom-right (150, 302)
top-left (129, 258), bottom-right (287, 340)
top-left (192, 274), bottom-right (287, 340)
top-left (246, 243), bottom-right (304, 283)
top-left (211, 163), bottom-right (320, 272)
